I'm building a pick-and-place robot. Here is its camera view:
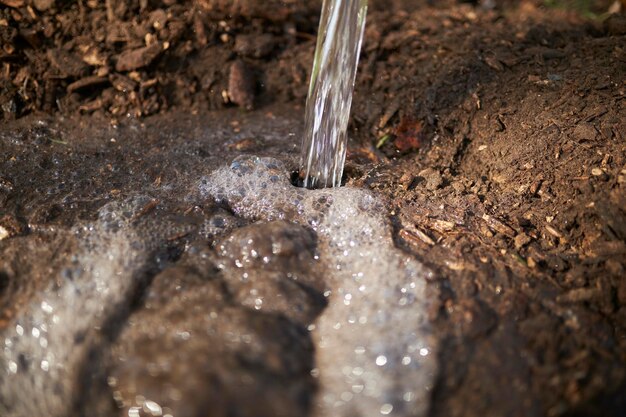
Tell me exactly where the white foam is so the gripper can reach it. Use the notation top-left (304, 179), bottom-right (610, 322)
top-left (0, 197), bottom-right (154, 417)
top-left (200, 156), bottom-right (438, 417)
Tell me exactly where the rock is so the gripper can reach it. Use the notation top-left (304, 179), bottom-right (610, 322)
top-left (228, 60), bottom-right (255, 110)
top-left (235, 34), bottom-right (276, 58)
top-left (115, 43), bottom-right (162, 72)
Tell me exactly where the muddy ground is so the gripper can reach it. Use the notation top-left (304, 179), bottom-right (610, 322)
top-left (1, 0), bottom-right (626, 416)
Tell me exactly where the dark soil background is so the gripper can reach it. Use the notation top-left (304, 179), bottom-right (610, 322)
top-left (1, 0), bottom-right (625, 416)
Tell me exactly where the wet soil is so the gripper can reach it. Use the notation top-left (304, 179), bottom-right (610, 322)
top-left (1, 0), bottom-right (626, 416)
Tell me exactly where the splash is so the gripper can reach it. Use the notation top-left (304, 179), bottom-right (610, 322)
top-left (200, 156), bottom-right (438, 417)
top-left (300, 0), bottom-right (368, 188)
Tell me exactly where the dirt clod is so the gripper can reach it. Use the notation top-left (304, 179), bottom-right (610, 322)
top-left (418, 168), bottom-right (444, 191)
top-left (228, 59), bottom-right (256, 110)
top-left (235, 33), bottom-right (276, 58)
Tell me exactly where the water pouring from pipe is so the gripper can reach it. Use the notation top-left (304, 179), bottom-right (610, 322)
top-left (299, 0), bottom-right (368, 189)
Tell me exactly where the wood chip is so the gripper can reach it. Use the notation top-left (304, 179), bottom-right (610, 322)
top-left (167, 231), bottom-right (191, 242)
top-left (110, 73), bottom-right (137, 92)
top-left (529, 178), bottom-right (543, 195)
top-left (545, 225), bottom-right (563, 239)
top-left (82, 47), bottom-right (107, 66)
top-left (399, 228), bottom-right (435, 246)
top-left (115, 43), bottom-right (162, 72)
top-left (431, 219), bottom-right (455, 233)
top-left (378, 96), bottom-right (401, 129)
top-left (67, 76), bottom-right (109, 93)
top-left (78, 98), bottom-right (103, 113)
top-left (131, 199), bottom-right (159, 223)
top-left (0, 0), bottom-right (25, 8)
top-left (481, 214), bottom-right (516, 238)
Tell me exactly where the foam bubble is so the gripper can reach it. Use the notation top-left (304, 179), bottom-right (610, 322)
top-left (199, 156), bottom-right (438, 417)
top-left (0, 197), bottom-right (165, 417)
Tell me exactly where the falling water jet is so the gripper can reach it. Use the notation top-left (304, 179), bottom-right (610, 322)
top-left (299, 0), bottom-right (368, 189)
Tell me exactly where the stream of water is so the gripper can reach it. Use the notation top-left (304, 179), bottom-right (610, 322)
top-left (299, 0), bottom-right (368, 189)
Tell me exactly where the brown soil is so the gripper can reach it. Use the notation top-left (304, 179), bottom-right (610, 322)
top-left (1, 0), bottom-right (625, 416)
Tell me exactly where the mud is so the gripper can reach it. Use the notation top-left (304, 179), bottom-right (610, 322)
top-left (1, 1), bottom-right (626, 417)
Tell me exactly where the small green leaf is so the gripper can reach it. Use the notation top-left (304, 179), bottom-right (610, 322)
top-left (376, 134), bottom-right (391, 149)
